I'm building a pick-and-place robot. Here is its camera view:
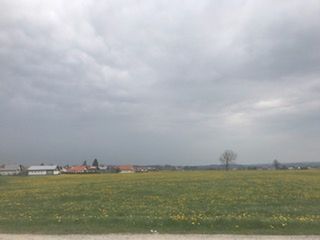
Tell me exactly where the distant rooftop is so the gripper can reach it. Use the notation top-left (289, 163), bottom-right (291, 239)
top-left (118, 165), bottom-right (135, 171)
top-left (28, 165), bottom-right (57, 171)
top-left (65, 165), bottom-right (88, 172)
top-left (0, 164), bottom-right (21, 171)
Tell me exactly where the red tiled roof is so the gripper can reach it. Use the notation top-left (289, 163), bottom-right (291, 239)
top-left (65, 165), bottom-right (88, 172)
top-left (117, 165), bottom-right (135, 171)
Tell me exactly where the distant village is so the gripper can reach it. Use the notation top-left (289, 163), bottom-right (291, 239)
top-left (0, 159), bottom-right (157, 176)
top-left (0, 158), bottom-right (319, 176)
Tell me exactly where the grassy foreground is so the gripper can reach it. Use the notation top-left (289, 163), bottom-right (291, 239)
top-left (0, 170), bottom-right (319, 234)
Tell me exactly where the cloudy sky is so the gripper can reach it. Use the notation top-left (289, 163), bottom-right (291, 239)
top-left (1, 0), bottom-right (320, 166)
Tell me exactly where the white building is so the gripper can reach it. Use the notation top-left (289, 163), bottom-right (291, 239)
top-left (0, 164), bottom-right (23, 176)
top-left (27, 165), bottom-right (60, 176)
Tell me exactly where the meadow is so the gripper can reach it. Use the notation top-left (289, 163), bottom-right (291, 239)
top-left (0, 170), bottom-right (319, 234)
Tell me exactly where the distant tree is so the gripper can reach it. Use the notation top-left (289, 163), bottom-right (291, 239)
top-left (273, 159), bottom-right (280, 170)
top-left (82, 160), bottom-right (87, 166)
top-left (92, 158), bottom-right (99, 168)
top-left (219, 150), bottom-right (237, 170)
top-left (40, 163), bottom-right (44, 166)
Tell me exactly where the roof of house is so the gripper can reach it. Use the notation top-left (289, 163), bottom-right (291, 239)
top-left (88, 166), bottom-right (97, 170)
top-left (28, 165), bottom-right (58, 171)
top-left (65, 165), bottom-right (88, 172)
top-left (118, 165), bottom-right (135, 171)
top-left (0, 164), bottom-right (21, 171)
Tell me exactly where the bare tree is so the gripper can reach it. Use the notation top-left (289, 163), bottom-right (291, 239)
top-left (220, 150), bottom-right (237, 170)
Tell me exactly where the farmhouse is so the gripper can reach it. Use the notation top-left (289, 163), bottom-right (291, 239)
top-left (0, 164), bottom-right (23, 176)
top-left (28, 165), bottom-right (60, 176)
top-left (87, 166), bottom-right (98, 173)
top-left (63, 165), bottom-right (88, 174)
top-left (117, 165), bottom-right (135, 173)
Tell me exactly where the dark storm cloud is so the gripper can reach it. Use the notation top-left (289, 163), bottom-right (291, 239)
top-left (0, 0), bottom-right (320, 165)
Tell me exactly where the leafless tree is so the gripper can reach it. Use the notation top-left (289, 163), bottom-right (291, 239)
top-left (220, 150), bottom-right (237, 170)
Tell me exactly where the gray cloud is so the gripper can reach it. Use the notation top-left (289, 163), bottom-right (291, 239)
top-left (0, 0), bottom-right (320, 165)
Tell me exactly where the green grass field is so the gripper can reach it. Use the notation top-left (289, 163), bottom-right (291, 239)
top-left (0, 170), bottom-right (319, 234)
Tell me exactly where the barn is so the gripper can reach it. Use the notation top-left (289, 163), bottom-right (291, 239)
top-left (27, 165), bottom-right (60, 176)
top-left (0, 164), bottom-right (23, 176)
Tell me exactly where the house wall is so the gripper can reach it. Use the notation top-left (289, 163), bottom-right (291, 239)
top-left (120, 170), bottom-right (134, 173)
top-left (28, 170), bottom-right (47, 176)
top-left (0, 170), bottom-right (20, 176)
top-left (28, 170), bottom-right (60, 175)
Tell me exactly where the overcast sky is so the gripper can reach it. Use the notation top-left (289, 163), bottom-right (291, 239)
top-left (1, 0), bottom-right (320, 166)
